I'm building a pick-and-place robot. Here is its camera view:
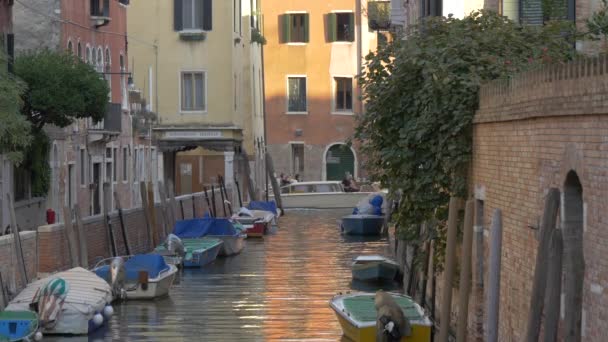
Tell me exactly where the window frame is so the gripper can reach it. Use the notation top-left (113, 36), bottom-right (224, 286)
top-left (328, 10), bottom-right (355, 43)
top-left (282, 11), bottom-right (309, 45)
top-left (80, 147), bottom-right (87, 187)
top-left (122, 146), bottom-right (129, 183)
top-left (332, 75), bottom-right (354, 115)
top-left (290, 142), bottom-right (305, 174)
top-left (179, 69), bottom-right (208, 114)
top-left (286, 75), bottom-right (308, 114)
top-left (67, 39), bottom-right (73, 54)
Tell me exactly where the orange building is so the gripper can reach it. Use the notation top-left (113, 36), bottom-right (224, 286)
top-left (262, 0), bottom-right (386, 181)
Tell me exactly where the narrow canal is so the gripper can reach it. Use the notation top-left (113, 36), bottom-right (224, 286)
top-left (50, 209), bottom-right (399, 341)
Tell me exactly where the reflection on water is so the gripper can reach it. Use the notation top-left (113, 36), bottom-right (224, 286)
top-left (46, 210), bottom-right (399, 341)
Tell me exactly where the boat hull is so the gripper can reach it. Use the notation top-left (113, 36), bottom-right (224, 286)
top-left (207, 234), bottom-right (246, 256)
top-left (334, 313), bottom-right (431, 342)
top-left (341, 215), bottom-right (385, 236)
top-left (352, 261), bottom-right (399, 282)
top-left (184, 241), bottom-right (223, 268)
top-left (0, 311), bottom-right (38, 341)
top-left (124, 265), bottom-right (178, 300)
top-left (273, 192), bottom-right (373, 209)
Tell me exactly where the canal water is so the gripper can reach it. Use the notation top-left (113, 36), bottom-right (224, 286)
top-left (49, 209), bottom-right (400, 341)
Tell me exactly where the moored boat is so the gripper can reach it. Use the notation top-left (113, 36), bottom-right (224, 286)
top-left (271, 181), bottom-right (376, 209)
top-left (93, 254), bottom-right (179, 300)
top-left (5, 267), bottom-right (113, 336)
top-left (232, 208), bottom-right (276, 237)
top-left (351, 255), bottom-right (400, 282)
top-left (0, 310), bottom-right (40, 341)
top-left (341, 215), bottom-right (385, 236)
top-left (172, 218), bottom-right (244, 256)
top-left (156, 238), bottom-right (223, 268)
top-left (330, 292), bottom-right (432, 342)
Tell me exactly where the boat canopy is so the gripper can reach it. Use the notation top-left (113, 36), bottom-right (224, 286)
top-left (96, 254), bottom-right (170, 280)
top-left (247, 201), bottom-right (278, 215)
top-left (173, 218), bottom-right (238, 238)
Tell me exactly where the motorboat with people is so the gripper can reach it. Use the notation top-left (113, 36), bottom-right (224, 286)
top-left (272, 181), bottom-right (379, 209)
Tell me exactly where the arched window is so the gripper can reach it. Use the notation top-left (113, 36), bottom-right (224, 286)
top-left (119, 54), bottom-right (125, 71)
top-left (96, 47), bottom-right (103, 72)
top-left (67, 40), bottom-right (73, 53)
top-left (324, 143), bottom-right (356, 181)
top-left (104, 48), bottom-right (111, 73)
top-left (85, 46), bottom-right (91, 64)
top-left (77, 42), bottom-right (82, 59)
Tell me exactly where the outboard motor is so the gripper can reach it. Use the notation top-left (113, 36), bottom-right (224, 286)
top-left (165, 234), bottom-right (185, 259)
top-left (109, 257), bottom-right (126, 299)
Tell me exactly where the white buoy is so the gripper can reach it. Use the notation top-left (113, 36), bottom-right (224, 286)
top-left (93, 313), bottom-right (104, 326)
top-left (34, 331), bottom-right (43, 341)
top-left (103, 305), bottom-right (114, 318)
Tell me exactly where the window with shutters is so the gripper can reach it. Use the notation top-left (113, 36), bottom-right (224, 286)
top-left (90, 0), bottom-right (110, 17)
top-left (181, 71), bottom-right (207, 112)
top-left (287, 76), bottom-right (307, 113)
top-left (327, 12), bottom-right (355, 42)
top-left (280, 13), bottom-right (309, 44)
top-left (333, 77), bottom-right (353, 113)
top-left (174, 0), bottom-right (212, 32)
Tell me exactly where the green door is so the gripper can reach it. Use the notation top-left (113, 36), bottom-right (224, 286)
top-left (326, 144), bottom-right (355, 181)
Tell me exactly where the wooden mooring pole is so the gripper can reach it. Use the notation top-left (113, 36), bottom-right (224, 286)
top-left (486, 209), bottom-right (503, 342)
top-left (544, 228), bottom-right (563, 342)
top-left (114, 192), bottom-right (132, 255)
top-left (62, 206), bottom-right (80, 268)
top-left (73, 204), bottom-right (88, 267)
top-left (6, 193), bottom-right (28, 286)
top-left (456, 199), bottom-right (475, 342)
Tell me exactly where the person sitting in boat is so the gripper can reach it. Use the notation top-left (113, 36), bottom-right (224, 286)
top-left (342, 173), bottom-right (360, 192)
top-left (280, 173), bottom-right (290, 187)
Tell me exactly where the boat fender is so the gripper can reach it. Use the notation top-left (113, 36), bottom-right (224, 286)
top-left (103, 305), bottom-right (114, 318)
top-left (34, 331), bottom-right (43, 341)
top-left (138, 271), bottom-right (149, 291)
top-left (93, 313), bottom-right (104, 326)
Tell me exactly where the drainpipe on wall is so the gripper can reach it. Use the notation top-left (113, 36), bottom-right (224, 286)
top-left (261, 41), bottom-right (269, 201)
top-left (356, 0), bottom-right (363, 179)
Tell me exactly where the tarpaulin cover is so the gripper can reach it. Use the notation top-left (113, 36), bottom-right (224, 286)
top-left (352, 194), bottom-right (384, 215)
top-left (173, 218), bottom-right (238, 238)
top-left (247, 201), bottom-right (278, 215)
top-left (95, 254), bottom-right (170, 281)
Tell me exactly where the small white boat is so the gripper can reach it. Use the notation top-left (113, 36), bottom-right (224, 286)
top-left (6, 267), bottom-right (114, 335)
top-left (271, 181), bottom-right (378, 209)
top-left (93, 254), bottom-right (178, 300)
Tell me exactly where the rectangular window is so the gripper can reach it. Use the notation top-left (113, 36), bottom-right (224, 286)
top-left (280, 13), bottom-right (309, 43)
top-left (175, 0), bottom-right (212, 31)
top-left (80, 148), bottom-right (87, 185)
top-left (287, 77), bottom-right (307, 112)
top-left (334, 77), bottom-right (353, 112)
top-left (113, 147), bottom-right (118, 182)
top-left (68, 164), bottom-right (75, 208)
top-left (123, 146), bottom-right (128, 181)
top-left (327, 12), bottom-right (355, 42)
top-left (181, 71), bottom-right (206, 112)
top-left (13, 166), bottom-right (30, 201)
top-left (106, 161), bottom-right (112, 183)
top-left (292, 144), bottom-right (304, 173)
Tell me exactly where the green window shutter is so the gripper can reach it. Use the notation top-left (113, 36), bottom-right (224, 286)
top-left (327, 13), bottom-right (337, 42)
top-left (347, 13), bottom-right (355, 42)
top-left (174, 0), bottom-right (183, 31)
top-left (280, 14), bottom-right (291, 43)
top-left (519, 0), bottom-right (543, 25)
top-left (303, 13), bottom-right (310, 43)
top-left (203, 0), bottom-right (213, 31)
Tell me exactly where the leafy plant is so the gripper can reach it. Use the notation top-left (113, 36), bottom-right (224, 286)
top-left (14, 49), bottom-right (110, 131)
top-left (251, 28), bottom-right (267, 45)
top-left (356, 11), bottom-right (575, 269)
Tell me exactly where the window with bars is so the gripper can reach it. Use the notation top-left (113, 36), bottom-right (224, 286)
top-left (287, 77), bottom-right (307, 113)
top-left (181, 71), bottom-right (206, 112)
top-left (327, 12), bottom-right (354, 42)
top-left (291, 144), bottom-right (304, 173)
top-left (280, 13), bottom-right (309, 43)
top-left (334, 77), bottom-right (353, 112)
top-left (174, 0), bottom-right (212, 31)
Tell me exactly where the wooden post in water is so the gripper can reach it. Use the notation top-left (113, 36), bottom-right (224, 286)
top-left (544, 229), bottom-right (563, 342)
top-left (438, 197), bottom-right (463, 342)
top-left (486, 209), bottom-right (503, 342)
top-left (7, 193), bottom-right (28, 286)
top-left (139, 181), bottom-right (153, 250)
top-left (456, 200), bottom-right (475, 342)
top-left (525, 188), bottom-right (560, 342)
top-left (210, 184), bottom-right (217, 217)
top-left (73, 204), bottom-right (88, 267)
top-left (265, 152), bottom-right (283, 213)
top-left (147, 181), bottom-right (158, 246)
top-left (180, 199), bottom-right (185, 220)
top-left (192, 194), bottom-right (197, 218)
top-left (0, 271), bottom-right (6, 310)
top-left (158, 182), bottom-right (169, 236)
top-left (103, 182), bottom-right (118, 257)
top-left (62, 206), bottom-right (80, 268)
top-left (203, 186), bottom-right (212, 217)
top-left (167, 180), bottom-right (179, 223)
top-left (473, 199), bottom-right (485, 340)
top-left (113, 192), bottom-right (131, 255)
top-left (234, 178), bottom-right (243, 208)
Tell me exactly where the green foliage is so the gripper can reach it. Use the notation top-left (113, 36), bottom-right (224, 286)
top-left (26, 131), bottom-right (50, 197)
top-left (0, 51), bottom-right (32, 165)
top-left (251, 28), bottom-right (267, 45)
top-left (14, 49), bottom-right (110, 131)
top-left (587, 0), bottom-right (608, 40)
top-left (356, 11), bottom-right (575, 269)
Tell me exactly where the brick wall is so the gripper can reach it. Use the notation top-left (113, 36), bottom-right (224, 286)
top-left (0, 231), bottom-right (37, 306)
top-left (468, 57), bottom-right (608, 341)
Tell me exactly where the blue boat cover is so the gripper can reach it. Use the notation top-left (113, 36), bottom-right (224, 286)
top-left (247, 201), bottom-right (278, 215)
top-left (95, 254), bottom-right (170, 281)
top-left (173, 218), bottom-right (238, 238)
top-left (352, 195), bottom-right (384, 215)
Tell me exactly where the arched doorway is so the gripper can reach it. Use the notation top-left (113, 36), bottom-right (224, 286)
top-left (325, 144), bottom-right (355, 181)
top-left (563, 170), bottom-right (585, 341)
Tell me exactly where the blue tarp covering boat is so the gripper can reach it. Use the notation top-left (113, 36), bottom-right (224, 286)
top-left (173, 218), bottom-right (238, 238)
top-left (247, 201), bottom-right (278, 215)
top-left (95, 254), bottom-right (171, 281)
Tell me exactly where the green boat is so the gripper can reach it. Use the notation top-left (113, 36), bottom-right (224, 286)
top-left (0, 311), bottom-right (39, 341)
top-left (155, 237), bottom-right (223, 268)
top-left (351, 255), bottom-right (400, 282)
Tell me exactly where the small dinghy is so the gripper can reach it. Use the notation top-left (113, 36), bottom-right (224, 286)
top-left (330, 292), bottom-right (431, 342)
top-left (155, 228), bottom-right (223, 268)
top-left (231, 208), bottom-right (276, 237)
top-left (0, 311), bottom-right (40, 341)
top-left (172, 218), bottom-right (245, 256)
top-left (341, 215), bottom-right (385, 236)
top-left (93, 254), bottom-right (178, 300)
top-left (5, 267), bottom-right (113, 336)
top-left (352, 255), bottom-right (400, 282)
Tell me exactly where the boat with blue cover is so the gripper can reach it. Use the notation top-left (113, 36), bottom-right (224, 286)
top-left (0, 310), bottom-right (39, 341)
top-left (93, 254), bottom-right (178, 300)
top-left (341, 215), bottom-right (385, 236)
top-left (172, 218), bottom-right (244, 256)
